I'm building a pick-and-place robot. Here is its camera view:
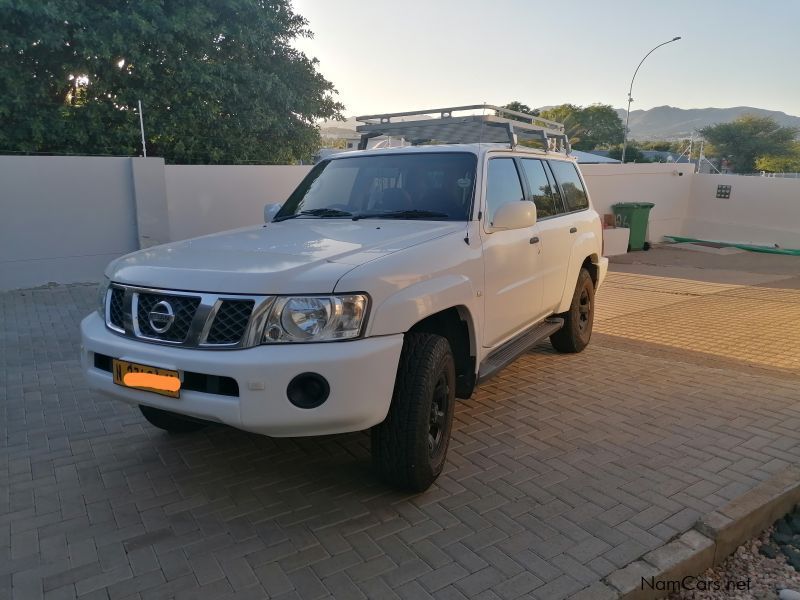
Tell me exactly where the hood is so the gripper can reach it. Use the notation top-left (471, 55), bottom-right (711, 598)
top-left (107, 220), bottom-right (464, 294)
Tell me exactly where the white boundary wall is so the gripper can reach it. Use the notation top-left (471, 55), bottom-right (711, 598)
top-left (2, 155), bottom-right (798, 291)
top-left (164, 165), bottom-right (312, 241)
top-left (685, 174), bottom-right (800, 248)
top-left (581, 163), bottom-right (695, 242)
top-left (0, 157), bottom-right (141, 290)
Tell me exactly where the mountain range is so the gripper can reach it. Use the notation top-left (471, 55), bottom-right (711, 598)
top-left (320, 106), bottom-right (800, 141)
top-left (616, 106), bottom-right (800, 140)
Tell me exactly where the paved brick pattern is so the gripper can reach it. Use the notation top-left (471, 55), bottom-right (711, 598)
top-left (595, 271), bottom-right (800, 373)
top-left (2, 262), bottom-right (800, 600)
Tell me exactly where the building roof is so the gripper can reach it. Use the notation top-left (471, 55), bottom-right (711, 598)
top-left (570, 150), bottom-right (620, 164)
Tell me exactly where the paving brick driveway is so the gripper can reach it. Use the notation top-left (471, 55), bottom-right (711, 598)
top-left (2, 249), bottom-right (799, 600)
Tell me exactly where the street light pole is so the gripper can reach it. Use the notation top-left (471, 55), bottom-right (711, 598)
top-left (621, 36), bottom-right (681, 163)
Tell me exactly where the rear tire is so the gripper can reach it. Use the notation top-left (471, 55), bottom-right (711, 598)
top-left (139, 405), bottom-right (206, 433)
top-left (372, 332), bottom-right (455, 492)
top-left (550, 267), bottom-right (595, 353)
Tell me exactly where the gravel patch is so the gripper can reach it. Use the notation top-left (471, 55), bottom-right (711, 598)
top-left (669, 509), bottom-right (800, 600)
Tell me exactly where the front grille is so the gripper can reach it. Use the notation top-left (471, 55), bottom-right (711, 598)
top-left (104, 284), bottom-right (270, 349)
top-left (206, 300), bottom-right (254, 344)
top-left (136, 293), bottom-right (200, 342)
top-left (109, 288), bottom-right (125, 329)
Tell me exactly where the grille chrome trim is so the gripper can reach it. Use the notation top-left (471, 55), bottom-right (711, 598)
top-left (104, 288), bottom-right (125, 333)
top-left (199, 299), bottom-right (260, 347)
top-left (105, 284), bottom-right (273, 349)
top-left (132, 292), bottom-right (200, 344)
top-left (195, 299), bottom-right (223, 346)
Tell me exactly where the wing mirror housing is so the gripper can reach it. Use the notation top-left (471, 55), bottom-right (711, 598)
top-left (264, 203), bottom-right (283, 222)
top-left (489, 201), bottom-right (537, 231)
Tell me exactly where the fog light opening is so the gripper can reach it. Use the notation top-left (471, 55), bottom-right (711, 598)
top-left (287, 373), bottom-right (330, 409)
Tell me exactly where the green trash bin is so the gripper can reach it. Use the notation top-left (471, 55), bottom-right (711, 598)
top-left (611, 202), bottom-right (655, 251)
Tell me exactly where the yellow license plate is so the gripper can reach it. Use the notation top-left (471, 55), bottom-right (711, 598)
top-left (112, 359), bottom-right (181, 398)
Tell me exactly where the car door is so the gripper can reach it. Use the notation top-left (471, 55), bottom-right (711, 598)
top-left (547, 159), bottom-right (594, 303)
top-left (480, 156), bottom-right (544, 348)
top-left (519, 159), bottom-right (573, 312)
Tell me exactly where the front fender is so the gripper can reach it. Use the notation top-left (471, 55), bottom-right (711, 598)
top-left (367, 274), bottom-right (477, 337)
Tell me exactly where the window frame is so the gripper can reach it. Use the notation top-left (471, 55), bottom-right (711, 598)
top-left (482, 156), bottom-right (528, 230)
top-left (275, 151), bottom-right (479, 222)
top-left (546, 159), bottom-right (590, 215)
top-left (517, 157), bottom-right (568, 221)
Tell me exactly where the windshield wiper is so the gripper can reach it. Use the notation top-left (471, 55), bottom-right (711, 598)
top-left (274, 208), bottom-right (353, 222)
top-left (352, 209), bottom-right (449, 221)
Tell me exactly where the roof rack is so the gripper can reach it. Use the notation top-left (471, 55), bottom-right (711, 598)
top-left (355, 104), bottom-right (571, 154)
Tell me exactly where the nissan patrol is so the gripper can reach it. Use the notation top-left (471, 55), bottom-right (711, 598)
top-left (80, 105), bottom-right (608, 491)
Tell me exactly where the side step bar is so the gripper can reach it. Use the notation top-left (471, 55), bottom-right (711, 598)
top-left (477, 317), bottom-right (564, 383)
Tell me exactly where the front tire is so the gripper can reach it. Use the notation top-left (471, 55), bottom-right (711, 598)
top-left (139, 405), bottom-right (206, 433)
top-left (372, 332), bottom-right (456, 492)
top-left (550, 267), bottom-right (595, 353)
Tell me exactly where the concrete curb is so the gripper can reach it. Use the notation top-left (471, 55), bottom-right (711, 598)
top-left (567, 465), bottom-right (800, 600)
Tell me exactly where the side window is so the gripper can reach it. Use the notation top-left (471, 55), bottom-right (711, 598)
top-left (544, 163), bottom-right (566, 216)
top-left (548, 161), bottom-right (589, 211)
top-left (485, 158), bottom-right (525, 226)
top-left (520, 159), bottom-right (560, 219)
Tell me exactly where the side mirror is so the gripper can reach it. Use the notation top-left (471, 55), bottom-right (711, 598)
top-left (489, 201), bottom-right (537, 231)
top-left (264, 203), bottom-right (282, 222)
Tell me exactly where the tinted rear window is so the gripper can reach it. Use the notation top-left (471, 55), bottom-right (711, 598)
top-left (549, 161), bottom-right (589, 211)
top-left (520, 159), bottom-right (562, 218)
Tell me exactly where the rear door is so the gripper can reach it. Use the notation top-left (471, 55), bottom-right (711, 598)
top-left (480, 157), bottom-right (544, 347)
top-left (519, 159), bottom-right (572, 312)
top-left (546, 160), bottom-right (593, 306)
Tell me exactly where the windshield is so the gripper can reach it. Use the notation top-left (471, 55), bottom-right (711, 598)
top-left (275, 152), bottom-right (477, 221)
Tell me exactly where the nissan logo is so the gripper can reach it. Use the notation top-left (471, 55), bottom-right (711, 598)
top-left (148, 300), bottom-right (175, 333)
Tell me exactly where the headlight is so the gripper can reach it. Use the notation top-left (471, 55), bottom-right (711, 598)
top-left (262, 294), bottom-right (368, 343)
top-left (96, 278), bottom-right (110, 317)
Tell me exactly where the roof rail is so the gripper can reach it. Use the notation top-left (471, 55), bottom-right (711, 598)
top-left (355, 104), bottom-right (571, 154)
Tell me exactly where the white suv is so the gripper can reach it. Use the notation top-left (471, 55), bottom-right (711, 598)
top-left (80, 107), bottom-right (607, 491)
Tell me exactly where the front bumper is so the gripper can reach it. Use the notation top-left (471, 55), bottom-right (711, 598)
top-left (80, 313), bottom-right (404, 436)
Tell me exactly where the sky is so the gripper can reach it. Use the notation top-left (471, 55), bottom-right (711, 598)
top-left (290, 0), bottom-right (800, 118)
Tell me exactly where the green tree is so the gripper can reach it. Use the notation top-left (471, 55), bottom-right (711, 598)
top-left (668, 139), bottom-right (703, 160)
top-left (0, 0), bottom-right (343, 164)
top-left (538, 104), bottom-right (578, 125)
top-left (500, 101), bottom-right (535, 116)
top-left (538, 104), bottom-right (623, 151)
top-left (577, 104), bottom-right (625, 150)
top-left (606, 144), bottom-right (650, 163)
top-left (755, 142), bottom-right (800, 172)
top-left (538, 104), bottom-right (585, 147)
top-left (699, 115), bottom-right (797, 173)
top-left (640, 141), bottom-right (673, 151)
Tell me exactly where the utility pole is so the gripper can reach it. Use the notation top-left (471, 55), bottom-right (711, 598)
top-left (138, 100), bottom-right (147, 158)
top-left (697, 139), bottom-right (703, 173)
top-left (621, 37), bottom-right (682, 163)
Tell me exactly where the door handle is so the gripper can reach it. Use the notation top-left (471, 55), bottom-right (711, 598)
top-left (529, 236), bottom-right (540, 244)
top-left (569, 227), bottom-right (578, 234)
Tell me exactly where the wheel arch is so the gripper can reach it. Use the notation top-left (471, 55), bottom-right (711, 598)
top-left (582, 254), bottom-right (599, 286)
top-left (556, 244), bottom-right (601, 314)
top-left (408, 305), bottom-right (477, 399)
